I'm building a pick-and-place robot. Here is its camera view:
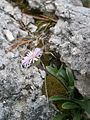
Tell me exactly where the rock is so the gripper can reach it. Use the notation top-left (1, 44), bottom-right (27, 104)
top-left (27, 0), bottom-right (83, 12)
top-left (23, 95), bottom-right (55, 120)
top-left (45, 3), bottom-right (55, 12)
top-left (0, 103), bottom-right (4, 120)
top-left (1, 0), bottom-right (90, 118)
top-left (28, 23), bottom-right (37, 32)
top-left (49, 2), bottom-right (90, 96)
top-left (0, 0), bottom-right (56, 119)
top-left (68, 0), bottom-right (83, 6)
top-left (0, 0), bottom-right (35, 39)
top-left (27, 0), bottom-right (90, 96)
top-left (3, 29), bottom-right (14, 42)
top-left (26, 0), bottom-right (45, 10)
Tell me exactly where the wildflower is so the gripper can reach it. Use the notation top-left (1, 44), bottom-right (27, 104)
top-left (22, 48), bottom-right (43, 68)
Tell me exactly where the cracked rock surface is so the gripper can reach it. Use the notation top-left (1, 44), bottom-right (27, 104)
top-left (27, 0), bottom-right (90, 96)
top-left (50, 1), bottom-right (90, 96)
top-left (0, 0), bottom-right (55, 119)
top-left (0, 0), bottom-right (90, 119)
top-left (27, 0), bottom-right (83, 12)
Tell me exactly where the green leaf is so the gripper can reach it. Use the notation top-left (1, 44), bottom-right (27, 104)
top-left (62, 102), bottom-right (79, 109)
top-left (57, 66), bottom-right (69, 89)
top-left (66, 67), bottom-right (74, 86)
top-left (46, 66), bottom-right (58, 77)
top-left (57, 69), bottom-right (68, 83)
top-left (49, 96), bottom-right (69, 102)
top-left (73, 110), bottom-right (80, 120)
top-left (77, 98), bottom-right (90, 114)
top-left (46, 66), bottom-right (68, 91)
top-left (51, 112), bottom-right (66, 120)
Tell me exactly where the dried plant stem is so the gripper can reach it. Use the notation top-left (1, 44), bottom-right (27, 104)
top-left (7, 37), bottom-right (32, 51)
top-left (30, 15), bottom-right (57, 22)
top-left (45, 76), bottom-right (49, 103)
top-left (41, 60), bottom-right (49, 103)
top-left (40, 15), bottom-right (57, 22)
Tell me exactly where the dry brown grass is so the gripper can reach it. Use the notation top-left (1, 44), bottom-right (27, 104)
top-left (6, 36), bottom-right (32, 52)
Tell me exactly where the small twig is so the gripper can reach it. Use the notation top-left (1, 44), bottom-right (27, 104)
top-left (44, 52), bottom-right (56, 58)
top-left (45, 76), bottom-right (49, 103)
top-left (40, 15), bottom-right (57, 22)
top-left (30, 14), bottom-right (57, 22)
top-left (31, 15), bottom-right (49, 21)
top-left (41, 60), bottom-right (49, 103)
top-left (7, 37), bottom-right (32, 51)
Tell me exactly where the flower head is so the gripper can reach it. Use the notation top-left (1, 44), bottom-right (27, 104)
top-left (22, 48), bottom-right (43, 68)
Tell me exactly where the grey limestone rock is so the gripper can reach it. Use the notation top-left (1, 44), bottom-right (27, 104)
top-left (1, 0), bottom-right (90, 119)
top-left (26, 0), bottom-right (45, 10)
top-left (0, 0), bottom-right (56, 119)
top-left (27, 0), bottom-right (90, 96)
top-left (49, 2), bottom-right (90, 96)
top-left (27, 0), bottom-right (83, 13)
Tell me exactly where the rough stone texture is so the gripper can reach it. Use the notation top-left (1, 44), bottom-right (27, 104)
top-left (27, 0), bottom-right (90, 96)
top-left (0, 0), bottom-right (56, 119)
top-left (0, 0), bottom-right (35, 41)
top-left (49, 4), bottom-right (90, 97)
top-left (0, 0), bottom-right (90, 119)
top-left (27, 0), bottom-right (83, 12)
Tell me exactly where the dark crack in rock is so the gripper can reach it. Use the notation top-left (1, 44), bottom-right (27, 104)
top-left (26, 0), bottom-right (90, 96)
top-left (49, 3), bottom-right (90, 96)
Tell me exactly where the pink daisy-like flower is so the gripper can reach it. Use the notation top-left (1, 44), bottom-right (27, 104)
top-left (22, 48), bottom-right (43, 68)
